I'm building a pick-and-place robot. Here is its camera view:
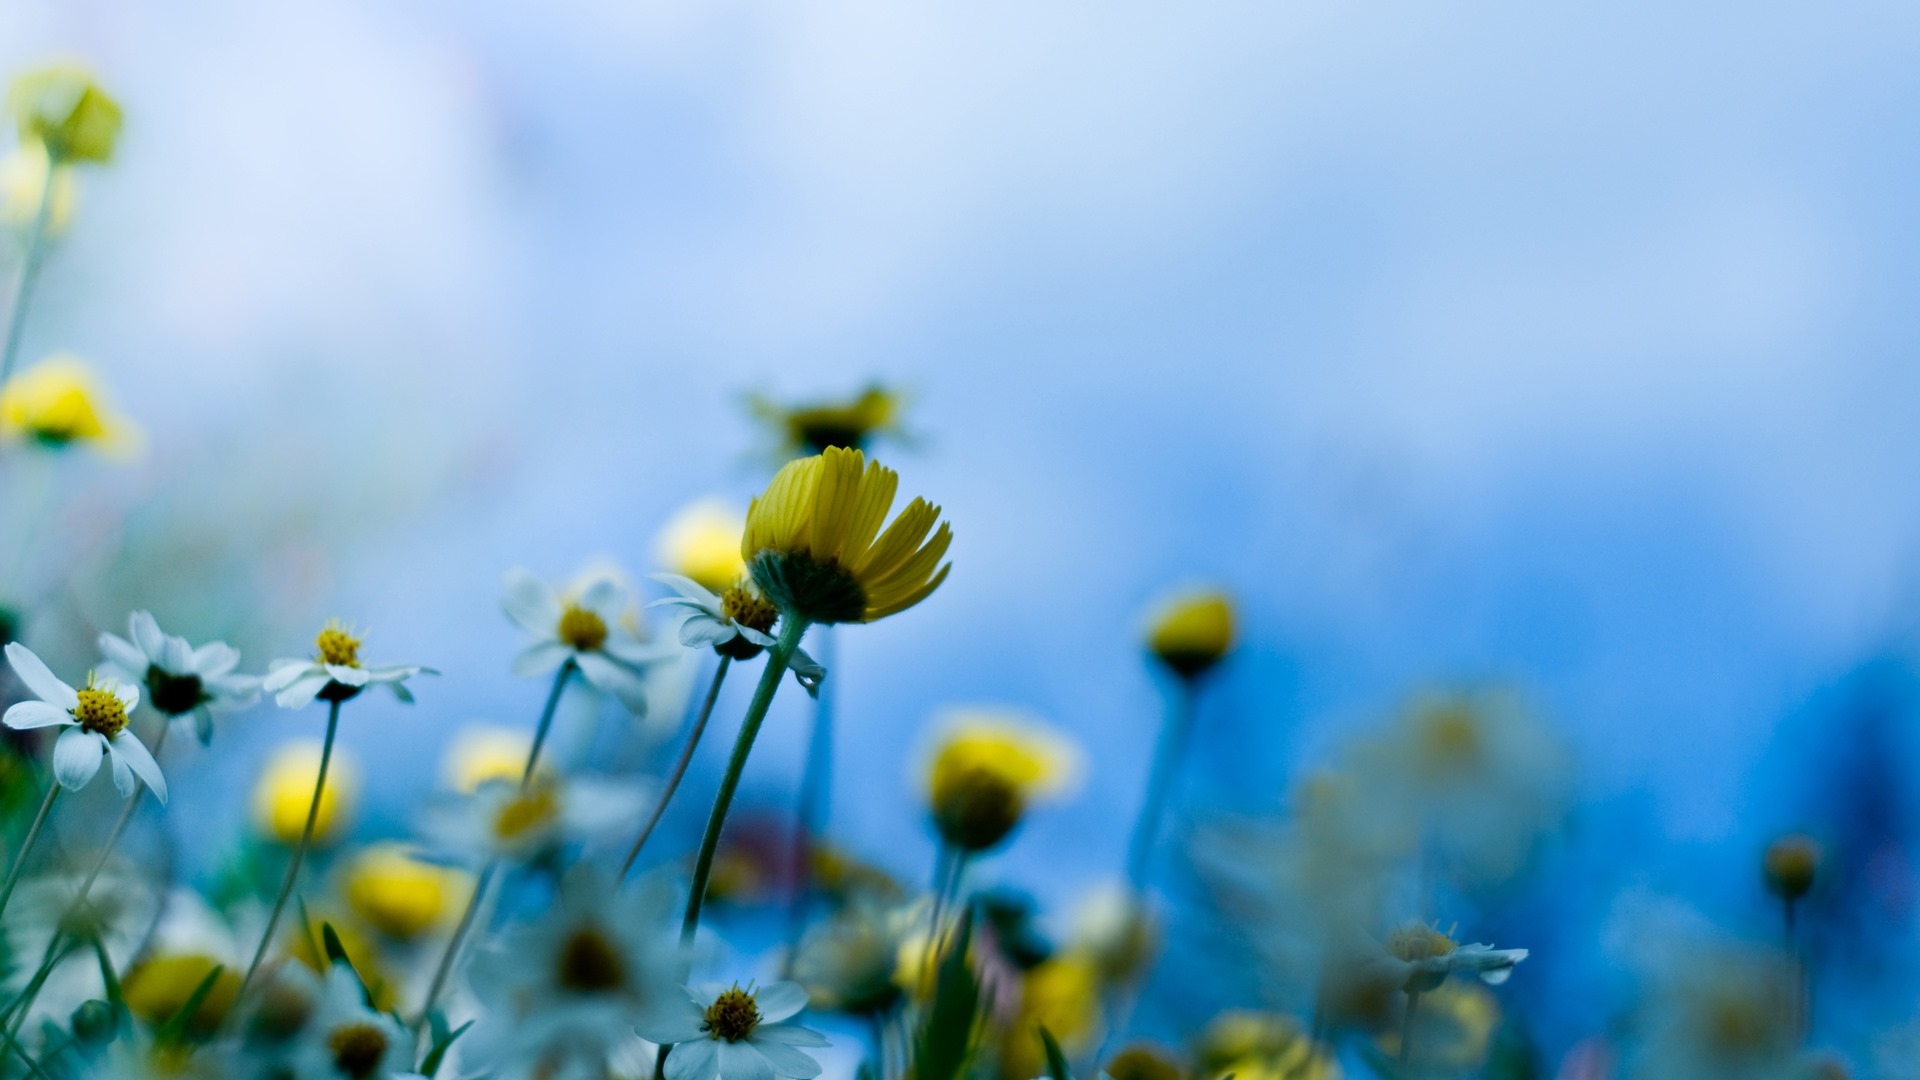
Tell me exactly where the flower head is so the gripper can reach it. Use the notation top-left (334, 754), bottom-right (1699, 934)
top-left (923, 711), bottom-right (1080, 853)
top-left (1143, 588), bottom-right (1236, 679)
top-left (1195, 1011), bottom-right (1337, 1080)
top-left (262, 620), bottom-right (427, 709)
top-left (651, 574), bottom-right (826, 692)
top-left (744, 447), bottom-right (951, 625)
top-left (6, 63), bottom-right (121, 164)
top-left (504, 567), bottom-right (672, 715)
top-left (421, 774), bottom-right (643, 865)
top-left (657, 499), bottom-right (749, 593)
top-left (792, 899), bottom-right (919, 1016)
top-left (640, 981), bottom-right (830, 1080)
top-left (289, 965), bottom-right (410, 1080)
top-left (341, 843), bottom-right (465, 941)
top-left (441, 725), bottom-right (537, 791)
top-left (254, 741), bottom-right (358, 846)
top-left (1763, 834), bottom-right (1819, 901)
top-left (98, 611), bottom-right (258, 746)
top-left (1383, 922), bottom-right (1527, 992)
top-left (749, 383), bottom-right (906, 457)
top-left (3, 642), bottom-right (166, 801)
top-left (1000, 952), bottom-right (1104, 1080)
top-left (0, 355), bottom-right (139, 453)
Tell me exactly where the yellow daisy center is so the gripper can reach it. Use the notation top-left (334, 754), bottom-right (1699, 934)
top-left (1387, 923), bottom-right (1457, 963)
top-left (556, 927), bottom-right (626, 993)
top-left (721, 585), bottom-right (778, 635)
top-left (72, 683), bottom-right (126, 737)
top-left (326, 1023), bottom-right (389, 1080)
top-left (702, 986), bottom-right (761, 1042)
top-left (555, 604), bottom-right (608, 652)
top-left (315, 623), bottom-right (362, 668)
top-left (492, 786), bottom-right (559, 842)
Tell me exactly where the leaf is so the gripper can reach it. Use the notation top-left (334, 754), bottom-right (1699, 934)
top-left (155, 964), bottom-right (225, 1045)
top-left (419, 1019), bottom-right (473, 1078)
top-left (912, 908), bottom-right (981, 1080)
top-left (1038, 1025), bottom-right (1073, 1080)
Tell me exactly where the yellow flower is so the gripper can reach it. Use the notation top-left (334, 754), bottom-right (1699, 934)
top-left (1372, 983), bottom-right (1498, 1074)
top-left (743, 447), bottom-right (952, 625)
top-left (122, 953), bottom-right (239, 1038)
top-left (1144, 588), bottom-right (1235, 679)
top-left (1, 141), bottom-right (74, 232)
top-left (342, 843), bottom-right (465, 941)
top-left (1196, 1011), bottom-right (1339, 1080)
top-left (1103, 1044), bottom-right (1187, 1080)
top-left (923, 711), bottom-right (1080, 852)
top-left (749, 383), bottom-right (904, 456)
top-left (6, 63), bottom-right (122, 164)
top-left (0, 355), bottom-right (139, 453)
top-left (253, 741), bottom-right (358, 846)
top-left (442, 726), bottom-right (535, 792)
top-left (288, 913), bottom-right (397, 1011)
top-left (656, 498), bottom-right (748, 592)
top-left (1001, 951), bottom-right (1105, 1080)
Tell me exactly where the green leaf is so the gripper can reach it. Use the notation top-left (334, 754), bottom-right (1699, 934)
top-left (912, 908), bottom-right (981, 1080)
top-left (155, 964), bottom-right (225, 1045)
top-left (1038, 1025), bottom-right (1073, 1080)
top-left (419, 1019), bottom-right (473, 1078)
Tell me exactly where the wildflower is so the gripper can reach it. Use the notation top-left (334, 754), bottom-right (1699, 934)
top-left (1383, 922), bottom-right (1528, 992)
top-left (1763, 834), bottom-right (1819, 902)
top-left (1143, 588), bottom-right (1236, 680)
top-left (1195, 1011), bottom-right (1338, 1080)
top-left (1001, 951), bottom-right (1104, 1080)
top-left (7, 862), bottom-right (163, 1032)
top-left (2, 642), bottom-right (166, 800)
top-left (442, 725), bottom-right (536, 791)
top-left (749, 383), bottom-right (906, 456)
top-left (123, 954), bottom-right (240, 1037)
top-left (0, 355), bottom-right (139, 452)
top-left (341, 843), bottom-right (465, 941)
top-left (1628, 937), bottom-right (1801, 1080)
top-left (652, 573), bottom-right (826, 688)
top-left (658, 498), bottom-right (749, 593)
top-left (254, 741), bottom-right (358, 846)
top-left (1373, 983), bottom-right (1499, 1075)
top-left (420, 774), bottom-right (643, 865)
top-left (98, 611), bottom-right (259, 746)
top-left (262, 620), bottom-right (427, 709)
top-left (290, 965), bottom-right (410, 1080)
top-left (743, 447), bottom-right (952, 626)
top-left (1, 141), bottom-right (74, 231)
top-left (641, 981), bottom-right (830, 1080)
top-left (792, 899), bottom-right (919, 1016)
top-left (503, 567), bottom-right (671, 714)
top-left (923, 711), bottom-right (1081, 853)
top-left (6, 63), bottom-right (121, 164)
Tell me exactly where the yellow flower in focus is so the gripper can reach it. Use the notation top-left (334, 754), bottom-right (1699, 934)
top-left (342, 843), bottom-right (464, 941)
top-left (1145, 588), bottom-right (1235, 679)
top-left (442, 726), bottom-right (535, 792)
top-left (1, 141), bottom-right (74, 232)
top-left (0, 356), bottom-right (139, 453)
top-left (1196, 1011), bottom-right (1338, 1080)
top-left (1001, 951), bottom-right (1105, 1080)
top-left (253, 741), bottom-right (358, 846)
top-left (6, 63), bottom-right (122, 164)
top-left (1373, 983), bottom-right (1498, 1074)
top-left (750, 383), bottom-right (905, 456)
top-left (656, 498), bottom-right (747, 593)
top-left (743, 447), bottom-right (952, 625)
top-left (122, 953), bottom-right (239, 1038)
top-left (924, 712), bottom-right (1080, 852)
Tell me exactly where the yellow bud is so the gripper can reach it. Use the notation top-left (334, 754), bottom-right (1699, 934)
top-left (342, 843), bottom-right (461, 940)
top-left (6, 63), bottom-right (121, 164)
top-left (0, 355), bottom-right (139, 454)
top-left (656, 498), bottom-right (748, 593)
top-left (253, 741), bottom-right (357, 847)
top-left (1763, 834), bottom-right (1820, 901)
top-left (923, 712), bottom-right (1080, 853)
top-left (1144, 589), bottom-right (1235, 679)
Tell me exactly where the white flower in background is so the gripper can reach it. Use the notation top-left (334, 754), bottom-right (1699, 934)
top-left (98, 611), bottom-right (259, 745)
top-left (290, 965), bottom-right (411, 1080)
top-left (4, 862), bottom-right (162, 1031)
top-left (420, 774), bottom-right (645, 865)
top-left (504, 567), bottom-right (674, 714)
top-left (1383, 923), bottom-right (1528, 990)
top-left (465, 868), bottom-right (678, 1077)
top-left (650, 574), bottom-right (825, 696)
top-left (3, 642), bottom-right (167, 801)
top-left (641, 981), bottom-right (829, 1080)
top-left (262, 620), bottom-right (428, 709)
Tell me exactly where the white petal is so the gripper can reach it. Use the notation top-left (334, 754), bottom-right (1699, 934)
top-left (754, 1025), bottom-right (831, 1049)
top-left (577, 578), bottom-right (624, 621)
top-left (637, 1002), bottom-right (710, 1046)
top-left (108, 745), bottom-right (135, 797)
top-left (191, 641), bottom-right (240, 676)
top-left (274, 672), bottom-right (329, 710)
top-left (129, 611), bottom-right (168, 662)
top-left (325, 665), bottom-right (371, 687)
top-left (752, 983), bottom-right (808, 1024)
top-left (262, 661), bottom-right (315, 692)
top-left (512, 641), bottom-right (572, 678)
top-left (717, 1039), bottom-right (775, 1080)
top-left (113, 680), bottom-right (141, 712)
top-left (738, 625), bottom-right (777, 648)
top-left (109, 732), bottom-right (167, 804)
top-left (665, 1038), bottom-right (719, 1080)
top-left (51, 728), bottom-right (104, 790)
top-left (5, 644), bottom-right (78, 710)
top-left (191, 707), bottom-right (214, 746)
top-left (678, 616), bottom-right (735, 650)
top-left (97, 633), bottom-right (147, 676)
top-left (158, 635), bottom-right (193, 675)
top-left (502, 568), bottom-right (562, 636)
top-left (575, 652), bottom-right (649, 714)
top-left (650, 573), bottom-right (716, 603)
top-left (750, 1037), bottom-right (823, 1078)
top-left (4, 701), bottom-right (72, 730)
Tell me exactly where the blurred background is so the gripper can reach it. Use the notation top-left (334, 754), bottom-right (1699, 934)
top-left (6, 0), bottom-right (1920, 1072)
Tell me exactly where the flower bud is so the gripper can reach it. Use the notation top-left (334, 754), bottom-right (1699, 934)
top-left (1763, 834), bottom-right (1819, 901)
top-left (6, 64), bottom-right (121, 164)
top-left (1144, 589), bottom-right (1235, 680)
top-left (69, 999), bottom-right (115, 1045)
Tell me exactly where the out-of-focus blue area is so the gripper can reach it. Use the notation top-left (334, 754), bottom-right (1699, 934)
top-left (8, 0), bottom-right (1920, 1064)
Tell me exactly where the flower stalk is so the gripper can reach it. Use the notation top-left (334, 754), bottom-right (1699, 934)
top-left (0, 163), bottom-right (55, 388)
top-left (235, 697), bottom-right (343, 1004)
top-left (780, 625), bottom-right (834, 976)
top-left (0, 779), bottom-right (59, 923)
top-left (1125, 679), bottom-right (1197, 891)
top-left (522, 657), bottom-right (575, 784)
top-left (619, 654), bottom-right (732, 880)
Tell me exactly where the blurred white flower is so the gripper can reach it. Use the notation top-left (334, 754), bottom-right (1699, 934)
top-left (640, 981), bottom-right (829, 1080)
top-left (650, 573), bottom-right (825, 696)
top-left (262, 621), bottom-right (427, 709)
top-left (3, 642), bottom-right (167, 801)
top-left (419, 774), bottom-right (645, 865)
top-left (504, 567), bottom-right (674, 715)
top-left (289, 965), bottom-right (411, 1080)
top-left (98, 611), bottom-right (259, 745)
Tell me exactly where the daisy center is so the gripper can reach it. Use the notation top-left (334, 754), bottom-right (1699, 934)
top-left (556, 927), bottom-right (626, 992)
top-left (493, 786), bottom-right (559, 842)
top-left (556, 605), bottom-right (608, 652)
top-left (315, 623), bottom-right (362, 668)
top-left (703, 986), bottom-right (761, 1042)
top-left (326, 1023), bottom-right (390, 1080)
top-left (72, 685), bottom-right (127, 737)
top-left (1387, 924), bottom-right (1456, 963)
top-left (145, 666), bottom-right (205, 716)
top-left (720, 585), bottom-right (778, 635)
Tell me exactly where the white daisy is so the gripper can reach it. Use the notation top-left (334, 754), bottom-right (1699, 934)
top-left (641, 981), bottom-right (830, 1080)
top-left (1384, 923), bottom-right (1528, 991)
top-left (2, 642), bottom-right (167, 802)
top-left (503, 567), bottom-right (675, 715)
top-left (290, 965), bottom-right (412, 1080)
top-left (419, 774), bottom-right (645, 865)
top-left (98, 610), bottom-right (259, 745)
top-left (262, 620), bottom-right (428, 710)
top-left (649, 573), bottom-right (825, 696)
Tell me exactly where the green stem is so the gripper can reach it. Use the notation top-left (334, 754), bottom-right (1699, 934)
top-left (0, 781), bottom-right (60, 923)
top-left (412, 862), bottom-right (497, 1030)
top-left (780, 626), bottom-right (834, 976)
top-left (1125, 677), bottom-right (1197, 890)
top-left (1398, 988), bottom-right (1422, 1072)
top-left (679, 616), bottom-right (807, 945)
top-left (234, 697), bottom-right (342, 1006)
top-left (620, 655), bottom-right (731, 880)
top-left (522, 658), bottom-right (575, 784)
top-left (0, 159), bottom-right (56, 388)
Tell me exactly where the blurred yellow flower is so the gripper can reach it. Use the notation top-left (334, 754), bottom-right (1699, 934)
top-left (1145, 588), bottom-right (1235, 679)
top-left (6, 63), bottom-right (121, 164)
top-left (1, 141), bottom-right (73, 232)
top-left (442, 725), bottom-right (535, 792)
top-left (749, 383), bottom-right (904, 456)
top-left (656, 498), bottom-right (747, 593)
top-left (1103, 1044), bottom-right (1186, 1080)
top-left (1373, 983), bottom-right (1499, 1075)
top-left (923, 711), bottom-right (1081, 853)
top-left (342, 843), bottom-right (464, 941)
top-left (253, 741), bottom-right (358, 846)
top-left (1763, 833), bottom-right (1819, 901)
top-left (743, 447), bottom-right (951, 625)
top-left (0, 355), bottom-right (139, 453)
top-left (122, 953), bottom-right (239, 1038)
top-left (1001, 950), bottom-right (1105, 1080)
top-left (289, 912), bottom-right (396, 1011)
top-left (1196, 1011), bottom-right (1338, 1080)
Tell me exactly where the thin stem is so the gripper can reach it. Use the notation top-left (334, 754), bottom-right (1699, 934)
top-left (920, 846), bottom-right (968, 992)
top-left (522, 658), bottom-right (575, 785)
top-left (1125, 677), bottom-right (1197, 891)
top-left (234, 698), bottom-right (342, 1006)
top-left (0, 158), bottom-right (56, 388)
top-left (0, 781), bottom-right (61, 923)
top-left (780, 626), bottom-right (835, 976)
top-left (412, 862), bottom-right (497, 1030)
top-left (679, 616), bottom-right (807, 945)
top-left (620, 655), bottom-right (732, 880)
top-left (1398, 988), bottom-right (1422, 1072)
